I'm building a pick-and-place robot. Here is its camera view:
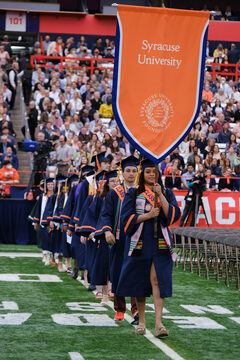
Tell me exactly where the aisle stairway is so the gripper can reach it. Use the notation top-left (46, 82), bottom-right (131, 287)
top-left (12, 87), bottom-right (31, 186)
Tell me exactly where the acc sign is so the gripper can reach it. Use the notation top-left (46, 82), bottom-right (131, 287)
top-left (112, 5), bottom-right (209, 163)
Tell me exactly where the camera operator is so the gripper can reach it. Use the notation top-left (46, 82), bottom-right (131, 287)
top-left (28, 132), bottom-right (53, 188)
top-left (27, 101), bottom-right (38, 141)
top-left (180, 168), bottom-right (206, 227)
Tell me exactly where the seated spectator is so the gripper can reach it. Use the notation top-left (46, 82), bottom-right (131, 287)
top-left (232, 149), bottom-right (240, 170)
top-left (164, 164), bottom-right (181, 189)
top-left (213, 88), bottom-right (227, 105)
top-left (194, 154), bottom-right (203, 172)
top-left (52, 110), bottom-right (63, 129)
top-left (227, 146), bottom-right (237, 168)
top-left (209, 158), bottom-right (222, 177)
top-left (202, 83), bottom-right (213, 103)
top-left (70, 92), bottom-right (83, 115)
top-left (217, 122), bottom-right (232, 143)
top-left (204, 152), bottom-right (213, 168)
top-left (0, 135), bottom-right (16, 155)
top-left (181, 163), bottom-right (195, 189)
top-left (1, 127), bottom-right (16, 146)
top-left (78, 127), bottom-right (91, 143)
top-left (225, 133), bottom-right (238, 152)
top-left (231, 86), bottom-right (240, 104)
top-left (99, 96), bottom-right (113, 118)
top-left (205, 168), bottom-right (216, 191)
top-left (196, 131), bottom-right (208, 156)
top-left (212, 99), bottom-right (223, 116)
top-left (170, 147), bottom-right (185, 169)
top-left (193, 122), bottom-right (202, 138)
top-left (219, 152), bottom-right (227, 167)
top-left (223, 102), bottom-right (235, 122)
top-left (218, 168), bottom-right (235, 191)
top-left (119, 136), bottom-right (134, 157)
top-left (110, 139), bottom-right (120, 154)
top-left (212, 145), bottom-right (221, 161)
top-left (60, 120), bottom-right (75, 137)
top-left (91, 91), bottom-right (102, 111)
top-left (213, 113), bottom-right (225, 133)
top-left (47, 36), bottom-right (64, 56)
top-left (206, 124), bottom-right (218, 140)
top-left (187, 145), bottom-right (200, 167)
top-left (2, 83), bottom-right (12, 104)
top-left (179, 136), bottom-right (189, 158)
top-left (0, 146), bottom-right (18, 169)
top-left (0, 160), bottom-right (19, 197)
top-left (41, 120), bottom-right (59, 141)
top-left (161, 155), bottom-right (171, 174)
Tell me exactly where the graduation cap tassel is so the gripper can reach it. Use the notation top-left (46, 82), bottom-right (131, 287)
top-left (96, 155), bottom-right (101, 171)
top-left (64, 178), bottom-right (68, 193)
top-left (116, 161), bottom-right (122, 182)
top-left (97, 174), bottom-right (105, 193)
top-left (134, 162), bottom-right (141, 186)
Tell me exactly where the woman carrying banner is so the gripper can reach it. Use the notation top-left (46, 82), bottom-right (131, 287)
top-left (117, 159), bottom-right (180, 337)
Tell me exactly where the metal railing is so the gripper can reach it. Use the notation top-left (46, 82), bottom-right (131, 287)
top-left (30, 55), bottom-right (114, 75)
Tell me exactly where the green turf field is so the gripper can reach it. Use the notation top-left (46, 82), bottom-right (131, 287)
top-left (0, 245), bottom-right (239, 360)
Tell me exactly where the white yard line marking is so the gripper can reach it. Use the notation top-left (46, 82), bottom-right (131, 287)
top-left (0, 252), bottom-right (42, 258)
top-left (77, 279), bottom-right (185, 360)
top-left (0, 274), bottom-right (62, 282)
top-left (68, 352), bottom-right (85, 360)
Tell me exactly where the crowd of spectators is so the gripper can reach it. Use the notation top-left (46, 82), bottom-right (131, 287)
top-left (0, 33), bottom-right (240, 194)
top-left (0, 35), bottom-right (19, 193)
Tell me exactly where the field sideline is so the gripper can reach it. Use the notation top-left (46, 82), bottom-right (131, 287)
top-left (0, 244), bottom-right (239, 360)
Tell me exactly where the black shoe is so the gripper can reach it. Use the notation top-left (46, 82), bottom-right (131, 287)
top-left (72, 268), bottom-right (79, 280)
top-left (88, 284), bottom-right (96, 291)
top-left (131, 311), bottom-right (139, 325)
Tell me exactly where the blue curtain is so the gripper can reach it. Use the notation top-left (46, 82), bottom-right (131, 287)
top-left (0, 200), bottom-right (37, 244)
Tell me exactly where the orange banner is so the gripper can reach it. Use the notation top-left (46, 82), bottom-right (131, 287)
top-left (112, 5), bottom-right (209, 163)
top-left (173, 190), bottom-right (240, 228)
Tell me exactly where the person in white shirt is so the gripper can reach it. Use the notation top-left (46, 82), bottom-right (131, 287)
top-left (70, 92), bottom-right (83, 114)
top-left (2, 83), bottom-right (12, 104)
top-left (49, 84), bottom-right (60, 104)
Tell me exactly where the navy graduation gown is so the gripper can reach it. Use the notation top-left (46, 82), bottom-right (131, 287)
top-left (33, 194), bottom-right (52, 252)
top-left (94, 185), bottom-right (126, 293)
top-left (117, 188), bottom-right (181, 298)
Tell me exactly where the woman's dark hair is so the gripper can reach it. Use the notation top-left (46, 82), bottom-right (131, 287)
top-left (100, 179), bottom-right (109, 198)
top-left (135, 168), bottom-right (169, 201)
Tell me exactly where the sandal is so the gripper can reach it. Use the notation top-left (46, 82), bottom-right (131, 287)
top-left (154, 325), bottom-right (169, 338)
top-left (100, 295), bottom-right (108, 306)
top-left (108, 289), bottom-right (114, 299)
top-left (135, 323), bottom-right (146, 335)
top-left (95, 291), bottom-right (103, 300)
top-left (66, 267), bottom-right (72, 275)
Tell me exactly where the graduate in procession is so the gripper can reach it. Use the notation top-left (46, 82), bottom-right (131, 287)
top-left (69, 152), bottom-right (110, 289)
top-left (32, 177), bottom-right (55, 265)
top-left (94, 155), bottom-right (140, 323)
top-left (117, 158), bottom-right (181, 337)
top-left (51, 174), bottom-right (79, 272)
top-left (61, 165), bottom-right (95, 283)
top-left (77, 170), bottom-right (119, 305)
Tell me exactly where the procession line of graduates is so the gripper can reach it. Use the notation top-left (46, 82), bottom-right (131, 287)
top-left (31, 153), bottom-right (181, 338)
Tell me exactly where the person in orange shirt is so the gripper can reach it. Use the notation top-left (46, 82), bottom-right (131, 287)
top-left (202, 83), bottom-right (213, 103)
top-left (0, 160), bottom-right (19, 197)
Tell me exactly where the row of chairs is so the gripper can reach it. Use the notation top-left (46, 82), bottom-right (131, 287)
top-left (171, 227), bottom-right (240, 290)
